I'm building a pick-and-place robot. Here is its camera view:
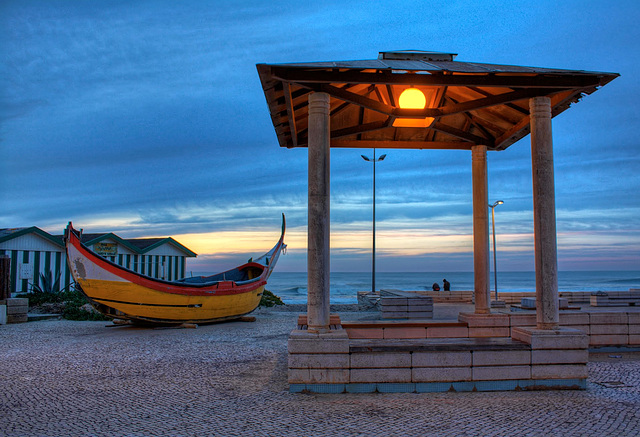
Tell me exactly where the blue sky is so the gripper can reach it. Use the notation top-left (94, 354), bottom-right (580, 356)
top-left (1, 0), bottom-right (639, 273)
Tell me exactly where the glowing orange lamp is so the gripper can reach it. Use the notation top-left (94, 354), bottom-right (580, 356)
top-left (393, 87), bottom-right (435, 127)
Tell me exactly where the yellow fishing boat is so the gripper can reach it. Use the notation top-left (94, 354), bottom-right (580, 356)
top-left (64, 216), bottom-right (286, 324)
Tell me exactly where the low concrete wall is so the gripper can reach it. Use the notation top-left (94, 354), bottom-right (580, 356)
top-left (0, 298), bottom-right (28, 324)
top-left (341, 311), bottom-right (639, 348)
top-left (591, 290), bottom-right (640, 307)
top-left (391, 290), bottom-right (596, 305)
top-left (414, 290), bottom-right (473, 303)
top-left (289, 309), bottom-right (640, 393)
top-left (380, 290), bottom-right (433, 319)
top-left (288, 322), bottom-right (588, 393)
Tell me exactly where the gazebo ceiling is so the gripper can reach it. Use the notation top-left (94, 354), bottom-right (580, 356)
top-left (256, 50), bottom-right (618, 151)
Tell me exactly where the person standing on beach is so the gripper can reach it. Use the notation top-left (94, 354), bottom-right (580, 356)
top-left (443, 279), bottom-right (451, 291)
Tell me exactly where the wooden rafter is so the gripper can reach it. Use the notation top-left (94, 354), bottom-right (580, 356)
top-left (426, 85), bottom-right (449, 142)
top-left (493, 89), bottom-right (581, 149)
top-left (444, 95), bottom-right (494, 141)
top-left (331, 120), bottom-right (391, 140)
top-left (385, 84), bottom-right (396, 107)
top-left (272, 68), bottom-right (605, 89)
top-left (394, 88), bottom-right (561, 118)
top-left (468, 86), bottom-right (529, 115)
top-left (331, 139), bottom-right (474, 150)
top-left (431, 121), bottom-right (491, 145)
top-left (300, 82), bottom-right (393, 115)
top-left (299, 83), bottom-right (560, 122)
top-left (283, 82), bottom-right (298, 147)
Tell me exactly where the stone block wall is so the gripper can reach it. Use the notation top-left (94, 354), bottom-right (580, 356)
top-left (590, 290), bottom-right (640, 307)
top-left (288, 329), bottom-right (588, 393)
top-left (341, 311), bottom-right (640, 347)
top-left (0, 298), bottom-right (28, 324)
top-left (503, 311), bottom-right (639, 348)
top-left (343, 321), bottom-right (467, 340)
top-left (380, 295), bottom-right (433, 319)
top-left (377, 290), bottom-right (433, 319)
top-left (288, 310), bottom-right (639, 393)
top-left (414, 290), bottom-right (474, 303)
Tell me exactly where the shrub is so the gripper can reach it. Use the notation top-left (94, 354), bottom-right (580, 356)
top-left (21, 277), bottom-right (109, 321)
top-left (259, 289), bottom-right (284, 307)
top-left (26, 271), bottom-right (70, 306)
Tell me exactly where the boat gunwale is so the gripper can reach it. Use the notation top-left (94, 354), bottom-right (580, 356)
top-left (64, 219), bottom-right (285, 297)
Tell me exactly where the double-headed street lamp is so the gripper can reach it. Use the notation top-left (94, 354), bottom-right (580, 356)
top-left (489, 200), bottom-right (504, 301)
top-left (361, 150), bottom-right (386, 294)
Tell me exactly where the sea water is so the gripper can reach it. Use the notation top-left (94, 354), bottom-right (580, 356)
top-left (265, 271), bottom-right (640, 304)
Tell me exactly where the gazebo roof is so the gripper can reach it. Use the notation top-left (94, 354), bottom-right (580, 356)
top-left (256, 50), bottom-right (618, 151)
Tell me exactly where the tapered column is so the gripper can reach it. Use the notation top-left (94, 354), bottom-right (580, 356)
top-left (307, 92), bottom-right (331, 333)
top-left (472, 145), bottom-right (491, 314)
top-left (530, 96), bottom-right (559, 329)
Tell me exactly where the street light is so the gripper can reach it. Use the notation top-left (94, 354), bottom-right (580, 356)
top-left (489, 200), bottom-right (504, 301)
top-left (361, 149), bottom-right (386, 294)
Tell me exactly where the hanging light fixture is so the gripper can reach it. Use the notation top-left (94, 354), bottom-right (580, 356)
top-left (393, 87), bottom-right (435, 128)
top-left (398, 87), bottom-right (426, 109)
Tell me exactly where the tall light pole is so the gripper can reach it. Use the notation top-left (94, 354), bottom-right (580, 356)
top-left (489, 200), bottom-right (504, 301)
top-left (361, 149), bottom-right (386, 294)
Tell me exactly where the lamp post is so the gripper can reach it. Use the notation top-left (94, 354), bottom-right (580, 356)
top-left (361, 150), bottom-right (386, 294)
top-left (489, 200), bottom-right (504, 301)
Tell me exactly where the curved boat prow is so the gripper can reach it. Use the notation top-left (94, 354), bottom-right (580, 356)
top-left (253, 213), bottom-right (287, 279)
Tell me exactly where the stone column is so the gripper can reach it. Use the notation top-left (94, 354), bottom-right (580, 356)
top-left (472, 145), bottom-right (491, 314)
top-left (307, 92), bottom-right (331, 333)
top-left (530, 96), bottom-right (559, 330)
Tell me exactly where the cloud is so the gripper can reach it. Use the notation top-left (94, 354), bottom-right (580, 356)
top-left (1, 0), bottom-right (638, 273)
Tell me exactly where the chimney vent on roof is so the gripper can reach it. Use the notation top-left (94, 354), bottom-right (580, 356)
top-left (379, 50), bottom-right (457, 62)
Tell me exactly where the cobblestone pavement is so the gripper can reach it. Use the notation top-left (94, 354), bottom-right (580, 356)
top-left (1, 307), bottom-right (639, 437)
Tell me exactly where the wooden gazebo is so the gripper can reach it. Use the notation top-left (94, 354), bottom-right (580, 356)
top-left (257, 50), bottom-right (618, 333)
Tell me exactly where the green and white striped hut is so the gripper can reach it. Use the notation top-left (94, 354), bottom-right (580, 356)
top-left (0, 227), bottom-right (197, 297)
top-left (0, 227), bottom-right (70, 296)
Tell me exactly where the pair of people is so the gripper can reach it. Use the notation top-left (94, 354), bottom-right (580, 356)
top-left (432, 279), bottom-right (451, 291)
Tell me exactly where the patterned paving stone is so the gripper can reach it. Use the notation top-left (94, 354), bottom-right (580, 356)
top-left (1, 308), bottom-right (639, 436)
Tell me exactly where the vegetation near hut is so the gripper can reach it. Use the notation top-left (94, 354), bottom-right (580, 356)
top-left (259, 289), bottom-right (284, 307)
top-left (17, 273), bottom-right (108, 321)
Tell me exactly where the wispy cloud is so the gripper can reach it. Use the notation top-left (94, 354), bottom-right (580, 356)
top-left (1, 0), bottom-right (638, 272)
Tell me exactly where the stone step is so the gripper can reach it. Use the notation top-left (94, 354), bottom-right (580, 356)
top-left (350, 337), bottom-right (530, 353)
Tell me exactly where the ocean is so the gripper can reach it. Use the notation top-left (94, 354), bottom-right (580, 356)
top-left (264, 271), bottom-right (640, 305)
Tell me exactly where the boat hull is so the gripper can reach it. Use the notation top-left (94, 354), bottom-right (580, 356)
top-left (65, 217), bottom-right (285, 324)
top-left (77, 279), bottom-right (264, 324)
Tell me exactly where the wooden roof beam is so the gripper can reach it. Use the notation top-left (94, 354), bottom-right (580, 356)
top-left (468, 86), bottom-right (529, 115)
top-left (431, 121), bottom-right (491, 145)
top-left (299, 81), bottom-right (563, 123)
top-left (426, 85), bottom-right (449, 142)
top-left (493, 90), bottom-right (579, 149)
top-left (330, 139), bottom-right (474, 150)
top-left (443, 95), bottom-right (495, 141)
top-left (331, 119), bottom-right (391, 140)
top-left (395, 88), bottom-right (560, 118)
top-left (299, 82), bottom-right (394, 115)
top-left (283, 82), bottom-right (298, 147)
top-left (271, 68), bottom-right (605, 89)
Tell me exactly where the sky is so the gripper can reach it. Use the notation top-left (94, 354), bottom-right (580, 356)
top-left (1, 0), bottom-right (639, 274)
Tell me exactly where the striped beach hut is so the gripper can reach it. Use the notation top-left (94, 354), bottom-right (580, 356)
top-left (0, 227), bottom-right (70, 296)
top-left (0, 227), bottom-right (196, 297)
top-left (80, 233), bottom-right (196, 282)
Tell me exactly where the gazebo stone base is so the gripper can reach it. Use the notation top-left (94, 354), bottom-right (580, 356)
top-left (290, 378), bottom-right (586, 394)
top-left (288, 321), bottom-right (589, 393)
